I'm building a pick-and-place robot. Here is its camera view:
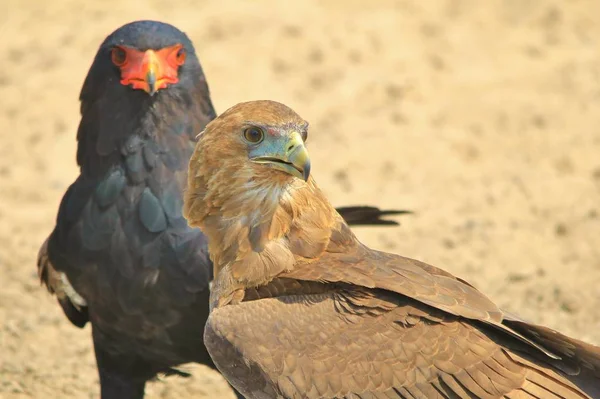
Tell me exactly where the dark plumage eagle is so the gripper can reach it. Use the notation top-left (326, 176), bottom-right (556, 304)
top-left (38, 21), bottom-right (409, 399)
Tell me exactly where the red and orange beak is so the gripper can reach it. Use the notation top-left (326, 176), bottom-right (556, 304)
top-left (111, 44), bottom-right (187, 95)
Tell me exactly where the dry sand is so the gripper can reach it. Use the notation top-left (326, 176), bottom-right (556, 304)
top-left (1, 0), bottom-right (599, 397)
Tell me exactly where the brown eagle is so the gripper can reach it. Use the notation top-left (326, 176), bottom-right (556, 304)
top-left (184, 100), bottom-right (600, 399)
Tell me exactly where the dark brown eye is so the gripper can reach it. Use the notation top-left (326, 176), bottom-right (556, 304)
top-left (243, 127), bottom-right (264, 144)
top-left (175, 46), bottom-right (186, 65)
top-left (111, 47), bottom-right (127, 66)
top-left (301, 129), bottom-right (308, 142)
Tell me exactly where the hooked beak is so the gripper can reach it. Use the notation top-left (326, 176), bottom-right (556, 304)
top-left (117, 45), bottom-right (182, 96)
top-left (142, 51), bottom-right (159, 96)
top-left (251, 131), bottom-right (311, 181)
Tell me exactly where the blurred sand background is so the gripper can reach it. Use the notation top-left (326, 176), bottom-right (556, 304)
top-left (1, 0), bottom-right (600, 397)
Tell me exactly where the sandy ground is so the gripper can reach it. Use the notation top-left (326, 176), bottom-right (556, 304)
top-left (1, 0), bottom-right (600, 397)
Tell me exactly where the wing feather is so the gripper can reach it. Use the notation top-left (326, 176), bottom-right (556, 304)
top-left (207, 283), bottom-right (594, 398)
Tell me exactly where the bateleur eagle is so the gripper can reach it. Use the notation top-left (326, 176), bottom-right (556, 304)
top-left (37, 21), bottom-right (409, 399)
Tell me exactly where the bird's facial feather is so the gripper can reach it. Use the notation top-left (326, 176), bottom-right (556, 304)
top-left (111, 44), bottom-right (186, 95)
top-left (201, 101), bottom-right (311, 181)
top-left (82, 20), bottom-right (203, 102)
top-left (184, 100), bottom-right (312, 232)
top-left (246, 126), bottom-right (311, 182)
top-left (183, 101), bottom-right (339, 296)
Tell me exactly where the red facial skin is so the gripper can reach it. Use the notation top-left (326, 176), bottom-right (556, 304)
top-left (111, 44), bottom-right (186, 95)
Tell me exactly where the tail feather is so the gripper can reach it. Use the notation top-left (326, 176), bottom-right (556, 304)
top-left (506, 320), bottom-right (600, 375)
top-left (504, 320), bottom-right (600, 398)
top-left (336, 206), bottom-right (412, 226)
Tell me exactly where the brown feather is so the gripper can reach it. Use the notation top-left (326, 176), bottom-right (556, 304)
top-left (184, 100), bottom-right (600, 399)
top-left (37, 237), bottom-right (88, 328)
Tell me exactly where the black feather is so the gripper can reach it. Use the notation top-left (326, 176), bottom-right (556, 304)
top-left (95, 168), bottom-right (126, 208)
top-left (160, 184), bottom-right (183, 222)
top-left (125, 151), bottom-right (146, 184)
top-left (81, 201), bottom-right (118, 251)
top-left (45, 21), bottom-right (219, 398)
top-left (138, 188), bottom-right (167, 233)
top-left (335, 206), bottom-right (412, 226)
top-left (142, 143), bottom-right (158, 169)
top-left (57, 297), bottom-right (89, 328)
top-left (41, 20), bottom-right (408, 399)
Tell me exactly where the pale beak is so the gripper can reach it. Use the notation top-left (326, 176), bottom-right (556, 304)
top-left (143, 50), bottom-right (159, 96)
top-left (251, 131), bottom-right (311, 181)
